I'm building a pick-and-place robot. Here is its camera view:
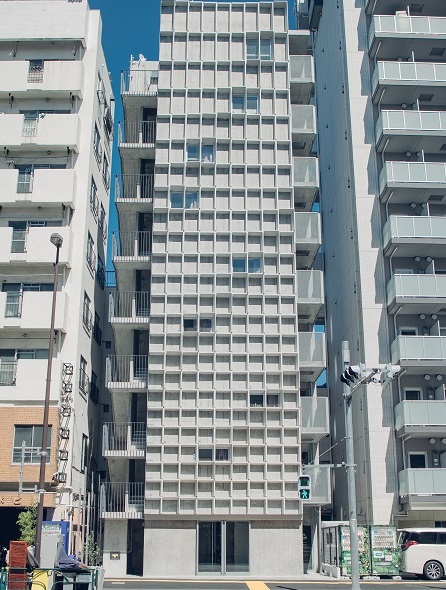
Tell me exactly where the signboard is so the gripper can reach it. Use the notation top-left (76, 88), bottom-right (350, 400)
top-left (42, 521), bottom-right (70, 553)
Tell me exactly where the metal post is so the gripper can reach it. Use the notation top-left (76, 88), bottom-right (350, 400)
top-left (35, 235), bottom-right (62, 564)
top-left (342, 341), bottom-right (361, 590)
top-left (18, 440), bottom-right (26, 497)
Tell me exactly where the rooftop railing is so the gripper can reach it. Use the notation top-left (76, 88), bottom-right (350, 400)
top-left (121, 69), bottom-right (158, 96)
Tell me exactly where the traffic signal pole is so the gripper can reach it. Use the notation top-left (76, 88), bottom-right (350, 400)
top-left (342, 341), bottom-right (361, 590)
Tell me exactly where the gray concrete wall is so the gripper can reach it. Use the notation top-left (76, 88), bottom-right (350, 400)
top-left (250, 520), bottom-right (303, 577)
top-left (103, 521), bottom-right (128, 577)
top-left (144, 520), bottom-right (197, 577)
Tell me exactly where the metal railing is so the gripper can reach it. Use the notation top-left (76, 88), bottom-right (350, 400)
top-left (375, 60), bottom-right (446, 84)
top-left (103, 422), bottom-right (146, 455)
top-left (121, 69), bottom-right (158, 96)
top-left (387, 273), bottom-right (446, 305)
top-left (377, 109), bottom-right (446, 135)
top-left (11, 229), bottom-right (27, 253)
top-left (115, 174), bottom-right (154, 201)
top-left (383, 215), bottom-right (446, 245)
top-left (391, 335), bottom-right (446, 363)
top-left (22, 118), bottom-right (38, 138)
top-left (109, 291), bottom-right (150, 322)
top-left (86, 249), bottom-right (97, 273)
top-left (370, 14), bottom-right (446, 39)
top-left (380, 162), bottom-right (446, 194)
top-left (17, 171), bottom-right (33, 193)
top-left (82, 305), bottom-right (93, 333)
top-left (106, 355), bottom-right (148, 385)
top-left (79, 367), bottom-right (90, 395)
top-left (0, 360), bottom-right (17, 386)
top-left (28, 61), bottom-right (44, 83)
top-left (101, 482), bottom-right (144, 516)
top-left (118, 120), bottom-right (156, 145)
top-left (5, 292), bottom-right (23, 318)
top-left (112, 231), bottom-right (151, 259)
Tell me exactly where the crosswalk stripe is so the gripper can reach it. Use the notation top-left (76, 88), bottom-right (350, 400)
top-left (246, 582), bottom-right (270, 590)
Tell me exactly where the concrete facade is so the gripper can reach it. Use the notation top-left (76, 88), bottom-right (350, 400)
top-left (299, 0), bottom-right (446, 529)
top-left (102, 0), bottom-right (330, 577)
top-left (0, 0), bottom-right (113, 556)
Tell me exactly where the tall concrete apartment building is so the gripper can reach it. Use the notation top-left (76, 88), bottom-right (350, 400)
top-left (297, 0), bottom-right (446, 529)
top-left (102, 0), bottom-right (330, 578)
top-left (0, 0), bottom-right (113, 554)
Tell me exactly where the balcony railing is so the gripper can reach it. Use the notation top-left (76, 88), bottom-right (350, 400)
top-left (374, 61), bottom-right (446, 86)
top-left (109, 291), bottom-right (150, 323)
top-left (387, 274), bottom-right (446, 306)
top-left (0, 360), bottom-right (17, 386)
top-left (17, 171), bottom-right (33, 194)
top-left (380, 162), bottom-right (446, 195)
top-left (106, 355), bottom-right (148, 388)
top-left (377, 110), bottom-right (446, 136)
top-left (112, 231), bottom-right (151, 260)
top-left (79, 368), bottom-right (90, 395)
top-left (102, 422), bottom-right (146, 457)
top-left (296, 270), bottom-right (324, 303)
top-left (121, 69), bottom-right (158, 96)
top-left (383, 215), bottom-right (446, 246)
top-left (300, 397), bottom-right (329, 441)
top-left (290, 55), bottom-right (314, 83)
top-left (301, 465), bottom-right (331, 505)
top-left (115, 174), bottom-right (154, 202)
top-left (298, 332), bottom-right (326, 367)
top-left (293, 157), bottom-right (319, 187)
top-left (370, 15), bottom-right (446, 43)
top-left (291, 105), bottom-right (316, 134)
top-left (295, 212), bottom-right (321, 243)
top-left (82, 305), bottom-right (93, 334)
top-left (100, 482), bottom-right (144, 518)
top-left (395, 400), bottom-right (446, 432)
top-left (391, 335), bottom-right (446, 364)
top-left (399, 468), bottom-right (446, 497)
top-left (118, 120), bottom-right (156, 145)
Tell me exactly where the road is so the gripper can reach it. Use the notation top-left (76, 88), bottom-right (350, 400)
top-left (103, 579), bottom-right (446, 590)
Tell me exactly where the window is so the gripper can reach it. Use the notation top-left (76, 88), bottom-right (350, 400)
top-left (96, 256), bottom-right (105, 290)
top-left (86, 233), bottom-right (95, 272)
top-left (201, 145), bottom-right (214, 163)
top-left (184, 318), bottom-right (198, 332)
top-left (185, 191), bottom-right (199, 209)
top-left (90, 178), bottom-right (98, 219)
top-left (233, 258), bottom-right (246, 273)
top-left (93, 312), bottom-right (102, 345)
top-left (28, 60), bottom-right (44, 83)
top-left (232, 95), bottom-right (244, 113)
top-left (82, 292), bottom-right (92, 334)
top-left (246, 95), bottom-right (259, 114)
top-left (400, 327), bottom-right (418, 336)
top-left (200, 318), bottom-right (213, 332)
top-left (404, 389), bottom-right (422, 401)
top-left (250, 393), bottom-right (264, 407)
top-left (79, 356), bottom-right (89, 395)
top-left (81, 434), bottom-right (89, 473)
top-left (93, 125), bottom-right (102, 164)
top-left (198, 448), bottom-right (213, 461)
top-left (13, 425), bottom-right (52, 464)
top-left (408, 452), bottom-right (427, 468)
top-left (90, 371), bottom-right (99, 404)
top-left (170, 192), bottom-right (183, 208)
top-left (102, 155), bottom-right (110, 190)
top-left (187, 144), bottom-right (199, 161)
top-left (248, 257), bottom-right (261, 273)
top-left (266, 394), bottom-right (279, 407)
top-left (99, 204), bottom-right (107, 239)
top-left (260, 38), bottom-right (272, 60)
top-left (216, 448), bottom-right (229, 461)
top-left (246, 38), bottom-right (258, 59)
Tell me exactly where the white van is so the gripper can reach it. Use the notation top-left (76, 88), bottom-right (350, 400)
top-left (398, 528), bottom-right (446, 580)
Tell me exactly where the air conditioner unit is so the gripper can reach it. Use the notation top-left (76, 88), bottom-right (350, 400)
top-left (60, 428), bottom-right (70, 439)
top-left (61, 405), bottom-right (72, 417)
top-left (52, 472), bottom-right (67, 484)
top-left (62, 382), bottom-right (73, 393)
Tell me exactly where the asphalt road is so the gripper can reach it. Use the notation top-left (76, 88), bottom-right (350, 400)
top-left (103, 579), bottom-right (446, 590)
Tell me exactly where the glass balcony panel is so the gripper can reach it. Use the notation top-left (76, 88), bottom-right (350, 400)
top-left (395, 401), bottom-right (446, 431)
top-left (399, 468), bottom-right (446, 496)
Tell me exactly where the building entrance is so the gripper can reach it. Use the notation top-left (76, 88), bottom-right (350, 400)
top-left (197, 521), bottom-right (249, 574)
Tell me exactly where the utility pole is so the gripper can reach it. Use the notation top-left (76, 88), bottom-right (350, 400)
top-left (341, 341), bottom-right (361, 590)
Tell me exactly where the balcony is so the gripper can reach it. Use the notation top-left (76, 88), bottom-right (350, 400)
top-left (296, 270), bottom-right (324, 323)
top-left (114, 174), bottom-right (154, 214)
top-left (0, 226), bottom-right (71, 267)
top-left (375, 110), bottom-right (446, 153)
top-left (395, 401), bottom-right (446, 437)
top-left (298, 332), bottom-right (326, 382)
top-left (0, 357), bottom-right (60, 402)
top-left (0, 168), bottom-right (76, 208)
top-left (382, 215), bottom-right (446, 257)
top-left (0, 114), bottom-right (80, 152)
top-left (106, 355), bottom-right (148, 392)
top-left (293, 157), bottom-right (319, 210)
top-left (372, 61), bottom-right (446, 105)
top-left (0, 291), bottom-right (67, 332)
top-left (121, 69), bottom-right (158, 110)
top-left (398, 469), bottom-right (446, 509)
top-left (291, 105), bottom-right (316, 156)
top-left (391, 336), bottom-right (446, 372)
top-left (112, 231), bottom-right (151, 271)
top-left (387, 274), bottom-right (446, 314)
top-left (290, 55), bottom-right (314, 105)
top-left (109, 291), bottom-right (150, 328)
top-left (102, 423), bottom-right (146, 459)
top-left (0, 61), bottom-right (83, 98)
top-left (301, 464), bottom-right (331, 505)
top-left (295, 212), bottom-right (321, 269)
top-left (300, 397), bottom-right (329, 442)
top-left (369, 15), bottom-right (446, 59)
top-left (379, 162), bottom-right (446, 203)
top-left (118, 120), bottom-right (156, 159)
top-left (100, 482), bottom-right (144, 519)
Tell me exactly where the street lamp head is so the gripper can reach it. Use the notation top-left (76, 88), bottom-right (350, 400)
top-left (50, 233), bottom-right (63, 248)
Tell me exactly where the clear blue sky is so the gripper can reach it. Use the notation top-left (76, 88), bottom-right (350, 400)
top-left (89, 0), bottom-right (296, 258)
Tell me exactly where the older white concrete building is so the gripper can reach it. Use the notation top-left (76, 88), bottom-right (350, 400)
top-left (0, 0), bottom-right (113, 556)
top-left (102, 0), bottom-right (330, 578)
top-left (298, 0), bottom-right (446, 531)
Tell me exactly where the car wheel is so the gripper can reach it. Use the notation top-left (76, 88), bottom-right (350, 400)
top-left (424, 560), bottom-right (444, 581)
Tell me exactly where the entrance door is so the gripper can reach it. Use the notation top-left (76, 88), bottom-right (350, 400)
top-left (198, 521), bottom-right (249, 574)
top-left (303, 525), bottom-right (312, 573)
top-left (198, 522), bottom-right (221, 573)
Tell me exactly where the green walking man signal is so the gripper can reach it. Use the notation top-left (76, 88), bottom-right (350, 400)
top-left (298, 474), bottom-right (311, 501)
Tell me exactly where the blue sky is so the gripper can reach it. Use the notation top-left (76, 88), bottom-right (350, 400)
top-left (89, 0), bottom-right (296, 256)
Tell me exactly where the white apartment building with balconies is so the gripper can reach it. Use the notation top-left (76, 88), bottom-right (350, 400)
top-left (299, 0), bottom-right (446, 530)
top-left (0, 0), bottom-right (113, 555)
top-left (102, 0), bottom-right (330, 578)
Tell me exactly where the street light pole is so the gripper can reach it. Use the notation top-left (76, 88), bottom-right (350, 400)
top-left (35, 233), bottom-right (63, 565)
top-left (342, 341), bottom-right (361, 590)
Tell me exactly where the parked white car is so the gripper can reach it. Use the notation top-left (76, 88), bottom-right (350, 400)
top-left (398, 528), bottom-right (446, 581)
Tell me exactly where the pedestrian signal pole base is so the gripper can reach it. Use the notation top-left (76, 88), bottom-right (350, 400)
top-left (342, 341), bottom-right (361, 590)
